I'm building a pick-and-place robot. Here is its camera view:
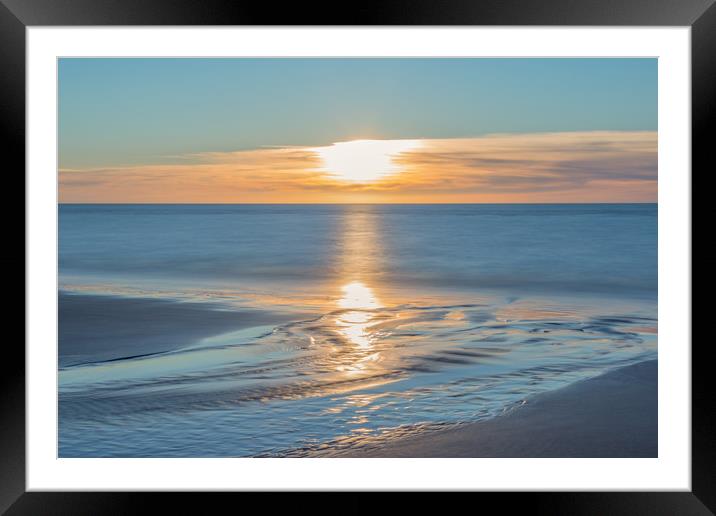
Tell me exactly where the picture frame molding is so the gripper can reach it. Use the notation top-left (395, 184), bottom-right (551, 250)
top-left (4, 0), bottom-right (710, 512)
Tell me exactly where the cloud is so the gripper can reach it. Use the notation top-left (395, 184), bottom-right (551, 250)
top-left (59, 131), bottom-right (656, 203)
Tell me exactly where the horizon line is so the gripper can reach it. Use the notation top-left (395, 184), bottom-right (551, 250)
top-left (58, 201), bottom-right (657, 206)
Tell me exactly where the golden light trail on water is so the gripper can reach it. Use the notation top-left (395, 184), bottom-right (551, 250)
top-left (336, 281), bottom-right (381, 349)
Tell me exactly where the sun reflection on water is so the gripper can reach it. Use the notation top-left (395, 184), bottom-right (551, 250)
top-left (336, 281), bottom-right (381, 350)
top-left (338, 281), bottom-right (381, 310)
top-left (331, 206), bottom-right (387, 377)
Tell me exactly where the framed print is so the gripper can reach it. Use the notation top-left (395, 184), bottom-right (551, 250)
top-left (5, 0), bottom-right (711, 512)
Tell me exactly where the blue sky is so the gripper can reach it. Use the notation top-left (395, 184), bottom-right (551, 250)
top-left (59, 58), bottom-right (657, 170)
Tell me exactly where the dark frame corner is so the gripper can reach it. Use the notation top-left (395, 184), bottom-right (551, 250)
top-left (5, 0), bottom-right (711, 513)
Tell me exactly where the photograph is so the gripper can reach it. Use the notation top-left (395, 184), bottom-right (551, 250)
top-left (57, 57), bottom-right (659, 459)
top-left (3, 0), bottom-right (707, 507)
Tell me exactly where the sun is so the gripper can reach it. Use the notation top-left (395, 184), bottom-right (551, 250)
top-left (312, 139), bottom-right (421, 182)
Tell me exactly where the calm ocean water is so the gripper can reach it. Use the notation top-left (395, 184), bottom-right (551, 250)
top-left (59, 204), bottom-right (657, 457)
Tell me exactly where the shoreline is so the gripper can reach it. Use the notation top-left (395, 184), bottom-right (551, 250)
top-left (307, 359), bottom-right (657, 458)
top-left (58, 291), bottom-right (294, 367)
top-left (58, 287), bottom-right (657, 458)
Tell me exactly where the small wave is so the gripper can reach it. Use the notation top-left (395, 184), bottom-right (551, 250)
top-left (59, 296), bottom-right (657, 457)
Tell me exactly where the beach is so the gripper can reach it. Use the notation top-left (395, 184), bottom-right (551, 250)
top-left (58, 204), bottom-right (657, 457)
top-left (59, 291), bottom-right (291, 367)
top-left (309, 360), bottom-right (657, 458)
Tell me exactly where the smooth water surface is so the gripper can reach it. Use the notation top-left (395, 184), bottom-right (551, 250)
top-left (59, 204), bottom-right (657, 457)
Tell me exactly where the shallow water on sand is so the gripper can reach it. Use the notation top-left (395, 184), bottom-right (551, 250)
top-left (59, 204), bottom-right (656, 457)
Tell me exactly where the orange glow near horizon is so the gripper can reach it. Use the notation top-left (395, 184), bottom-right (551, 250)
top-left (58, 131), bottom-right (658, 204)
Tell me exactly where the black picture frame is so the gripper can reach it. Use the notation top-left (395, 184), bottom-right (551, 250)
top-left (4, 0), bottom-right (710, 513)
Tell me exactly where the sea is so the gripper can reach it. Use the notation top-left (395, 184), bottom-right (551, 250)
top-left (58, 204), bottom-right (657, 457)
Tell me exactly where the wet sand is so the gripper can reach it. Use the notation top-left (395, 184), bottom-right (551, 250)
top-left (58, 291), bottom-right (291, 367)
top-left (312, 359), bottom-right (657, 458)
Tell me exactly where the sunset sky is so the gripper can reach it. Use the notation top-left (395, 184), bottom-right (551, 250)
top-left (59, 58), bottom-right (657, 203)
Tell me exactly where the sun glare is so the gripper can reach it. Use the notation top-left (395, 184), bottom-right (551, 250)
top-left (336, 281), bottom-right (381, 350)
top-left (338, 281), bottom-right (381, 310)
top-left (313, 139), bottom-right (421, 182)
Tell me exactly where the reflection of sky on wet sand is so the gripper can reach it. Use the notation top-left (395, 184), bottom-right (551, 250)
top-left (59, 277), bottom-right (658, 457)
